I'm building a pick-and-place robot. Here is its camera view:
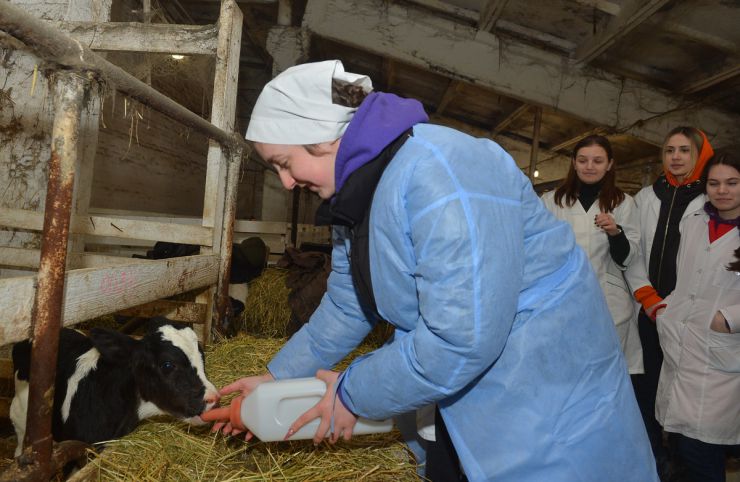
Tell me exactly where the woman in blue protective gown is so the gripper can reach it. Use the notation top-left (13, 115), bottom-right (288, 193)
top-left (214, 60), bottom-right (658, 482)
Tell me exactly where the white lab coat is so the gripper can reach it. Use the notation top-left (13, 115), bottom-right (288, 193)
top-left (655, 211), bottom-right (740, 445)
top-left (542, 191), bottom-right (643, 373)
top-left (624, 185), bottom-right (707, 295)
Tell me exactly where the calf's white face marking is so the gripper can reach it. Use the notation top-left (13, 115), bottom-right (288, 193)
top-left (158, 325), bottom-right (219, 407)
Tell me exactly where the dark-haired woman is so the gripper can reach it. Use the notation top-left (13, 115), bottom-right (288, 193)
top-left (625, 127), bottom-right (714, 474)
top-left (542, 135), bottom-right (643, 375)
top-left (654, 152), bottom-right (740, 482)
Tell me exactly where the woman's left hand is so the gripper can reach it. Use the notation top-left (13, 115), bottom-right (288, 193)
top-left (710, 311), bottom-right (732, 333)
top-left (594, 213), bottom-right (620, 236)
top-left (285, 369), bottom-right (359, 444)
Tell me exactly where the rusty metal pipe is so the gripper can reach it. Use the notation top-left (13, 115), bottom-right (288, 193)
top-left (213, 148), bottom-right (243, 331)
top-left (0, 1), bottom-right (248, 155)
top-left (22, 73), bottom-right (86, 480)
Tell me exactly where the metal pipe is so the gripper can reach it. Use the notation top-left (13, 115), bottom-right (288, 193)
top-left (24, 72), bottom-right (86, 479)
top-left (214, 148), bottom-right (243, 331)
top-left (0, 1), bottom-right (246, 153)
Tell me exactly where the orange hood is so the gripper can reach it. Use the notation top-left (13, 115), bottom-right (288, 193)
top-left (665, 130), bottom-right (714, 187)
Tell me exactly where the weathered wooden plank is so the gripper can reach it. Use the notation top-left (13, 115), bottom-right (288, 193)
top-left (0, 208), bottom-right (213, 246)
top-left (0, 397), bottom-right (9, 419)
top-left (89, 209), bottom-right (289, 235)
top-left (69, 253), bottom-right (151, 269)
top-left (116, 299), bottom-right (207, 323)
top-left (0, 247), bottom-right (40, 270)
top-left (574, 0), bottom-right (671, 63)
top-left (0, 254), bottom-right (218, 345)
top-left (59, 21), bottom-right (219, 55)
top-left (75, 215), bottom-right (213, 246)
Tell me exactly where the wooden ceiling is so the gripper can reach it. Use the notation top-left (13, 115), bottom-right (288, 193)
top-left (152, 0), bottom-right (740, 193)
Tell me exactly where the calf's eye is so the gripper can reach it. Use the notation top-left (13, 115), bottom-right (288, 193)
top-left (161, 361), bottom-right (175, 373)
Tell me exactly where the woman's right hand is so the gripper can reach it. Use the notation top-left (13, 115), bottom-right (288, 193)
top-left (645, 301), bottom-right (666, 321)
top-left (213, 373), bottom-right (274, 439)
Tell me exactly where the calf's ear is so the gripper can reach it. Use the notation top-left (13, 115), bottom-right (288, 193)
top-left (89, 328), bottom-right (138, 363)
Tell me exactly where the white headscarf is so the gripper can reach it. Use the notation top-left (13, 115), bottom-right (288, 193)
top-left (245, 60), bottom-right (373, 145)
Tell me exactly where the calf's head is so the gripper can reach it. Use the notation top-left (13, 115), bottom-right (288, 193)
top-left (89, 320), bottom-right (219, 423)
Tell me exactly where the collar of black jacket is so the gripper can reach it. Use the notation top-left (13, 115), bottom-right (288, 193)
top-left (315, 129), bottom-right (413, 227)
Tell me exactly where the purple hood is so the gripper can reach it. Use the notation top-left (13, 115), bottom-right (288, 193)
top-left (334, 92), bottom-right (428, 194)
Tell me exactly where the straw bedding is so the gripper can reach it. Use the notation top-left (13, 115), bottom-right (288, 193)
top-left (76, 335), bottom-right (419, 481)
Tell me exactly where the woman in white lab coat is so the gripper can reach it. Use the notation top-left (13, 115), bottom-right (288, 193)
top-left (542, 135), bottom-right (643, 374)
top-left (655, 151), bottom-right (740, 482)
top-left (624, 126), bottom-right (714, 474)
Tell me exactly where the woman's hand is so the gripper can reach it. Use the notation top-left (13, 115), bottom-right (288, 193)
top-left (594, 213), bottom-right (620, 236)
top-left (645, 301), bottom-right (666, 321)
top-left (213, 373), bottom-right (274, 439)
top-left (285, 369), bottom-right (358, 445)
top-left (710, 311), bottom-right (732, 333)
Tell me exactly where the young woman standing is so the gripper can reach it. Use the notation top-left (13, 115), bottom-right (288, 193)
top-left (625, 126), bottom-right (714, 475)
top-left (655, 151), bottom-right (740, 482)
top-left (542, 135), bottom-right (643, 375)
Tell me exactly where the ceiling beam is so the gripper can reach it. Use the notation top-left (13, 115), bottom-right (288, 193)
top-left (491, 103), bottom-right (529, 136)
top-left (650, 10), bottom-right (739, 54)
top-left (549, 127), bottom-right (607, 153)
top-left (616, 155), bottom-right (660, 171)
top-left (574, 0), bottom-right (671, 64)
top-left (680, 61), bottom-right (740, 95)
top-left (430, 113), bottom-right (571, 176)
top-left (435, 79), bottom-right (462, 115)
top-left (303, 0), bottom-right (740, 147)
top-left (571, 0), bottom-right (620, 16)
top-left (400, 0), bottom-right (574, 52)
top-left (479, 0), bottom-right (509, 32)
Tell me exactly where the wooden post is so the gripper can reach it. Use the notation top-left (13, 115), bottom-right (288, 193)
top-left (528, 107), bottom-right (542, 181)
top-left (198, 0), bottom-right (244, 342)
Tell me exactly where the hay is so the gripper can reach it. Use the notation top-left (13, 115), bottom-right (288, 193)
top-left (237, 267), bottom-right (396, 348)
top-left (239, 268), bottom-right (293, 338)
top-left (80, 335), bottom-right (419, 481)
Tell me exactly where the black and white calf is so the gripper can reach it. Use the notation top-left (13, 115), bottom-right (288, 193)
top-left (10, 319), bottom-right (219, 457)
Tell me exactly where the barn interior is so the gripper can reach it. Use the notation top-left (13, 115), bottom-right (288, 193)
top-left (2, 0), bottom-right (740, 480)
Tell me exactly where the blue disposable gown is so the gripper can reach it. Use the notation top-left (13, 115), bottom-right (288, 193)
top-left (269, 124), bottom-right (658, 482)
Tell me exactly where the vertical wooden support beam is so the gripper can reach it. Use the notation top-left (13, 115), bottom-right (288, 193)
top-left (199, 0), bottom-right (243, 342)
top-left (214, 147), bottom-right (243, 327)
top-left (25, 72), bottom-right (86, 478)
top-left (290, 188), bottom-right (300, 247)
top-left (528, 107), bottom-right (542, 181)
top-left (277, 0), bottom-right (292, 26)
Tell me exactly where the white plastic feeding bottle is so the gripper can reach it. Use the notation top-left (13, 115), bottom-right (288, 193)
top-left (201, 377), bottom-right (394, 442)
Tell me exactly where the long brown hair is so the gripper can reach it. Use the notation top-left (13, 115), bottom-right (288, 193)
top-left (553, 135), bottom-right (625, 213)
